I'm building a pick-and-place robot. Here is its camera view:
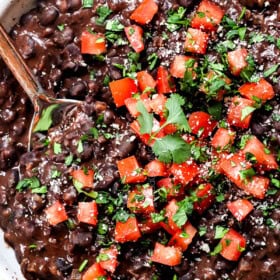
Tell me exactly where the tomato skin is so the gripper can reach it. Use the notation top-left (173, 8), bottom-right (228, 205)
top-left (82, 263), bottom-right (107, 280)
top-left (170, 162), bottom-right (199, 186)
top-left (137, 71), bottom-right (156, 93)
top-left (125, 25), bottom-right (144, 53)
top-left (239, 78), bottom-right (275, 102)
top-left (124, 94), bottom-right (151, 118)
top-left (227, 199), bottom-right (254, 222)
top-left (114, 217), bottom-right (141, 243)
top-left (211, 128), bottom-right (236, 150)
top-left (219, 229), bottom-right (246, 261)
top-left (193, 183), bottom-right (215, 214)
top-left (98, 246), bottom-right (119, 273)
top-left (145, 159), bottom-right (168, 177)
top-left (130, 0), bottom-right (158, 25)
top-left (81, 31), bottom-right (106, 55)
top-left (243, 176), bottom-right (269, 199)
top-left (156, 66), bottom-right (176, 94)
top-left (109, 78), bottom-right (138, 107)
top-left (227, 48), bottom-right (248, 76)
top-left (191, 0), bottom-right (224, 31)
top-left (157, 178), bottom-right (184, 199)
top-left (127, 185), bottom-right (155, 214)
top-left (184, 28), bottom-right (209, 54)
top-left (241, 136), bottom-right (278, 170)
top-left (169, 222), bottom-right (197, 251)
top-left (227, 96), bottom-right (254, 129)
top-left (170, 55), bottom-right (196, 79)
top-left (149, 94), bottom-right (167, 116)
top-left (151, 242), bottom-right (182, 266)
top-left (71, 169), bottom-right (94, 188)
top-left (77, 201), bottom-right (98, 226)
top-left (45, 201), bottom-right (68, 226)
top-left (117, 156), bottom-right (146, 184)
top-left (188, 111), bottom-right (217, 138)
top-left (138, 215), bottom-right (161, 234)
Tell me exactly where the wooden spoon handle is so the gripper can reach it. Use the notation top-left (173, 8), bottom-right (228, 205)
top-left (0, 24), bottom-right (41, 105)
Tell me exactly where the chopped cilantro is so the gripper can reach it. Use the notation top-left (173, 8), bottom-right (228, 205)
top-left (263, 64), bottom-right (279, 78)
top-left (57, 24), bottom-right (65, 31)
top-left (167, 6), bottom-right (189, 32)
top-left (136, 101), bottom-right (154, 135)
top-left (151, 211), bottom-right (166, 223)
top-left (96, 6), bottom-right (112, 25)
top-left (82, 0), bottom-right (94, 8)
top-left (147, 53), bottom-right (158, 71)
top-left (210, 243), bottom-right (222, 256)
top-left (214, 226), bottom-right (229, 239)
top-left (53, 142), bottom-right (62, 154)
top-left (198, 226), bottom-right (207, 237)
top-left (65, 154), bottom-right (74, 166)
top-left (105, 20), bottom-right (124, 32)
top-left (78, 259), bottom-right (88, 273)
top-left (239, 168), bottom-right (256, 182)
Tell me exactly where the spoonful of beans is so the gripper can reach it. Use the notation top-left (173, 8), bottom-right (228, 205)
top-left (0, 23), bottom-right (83, 151)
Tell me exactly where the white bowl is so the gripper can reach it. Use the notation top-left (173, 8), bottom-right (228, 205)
top-left (0, 2), bottom-right (35, 279)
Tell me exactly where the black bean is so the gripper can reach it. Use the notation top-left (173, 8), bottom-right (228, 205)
top-left (67, 0), bottom-right (82, 11)
top-left (1, 109), bottom-right (17, 123)
top-left (54, 27), bottom-right (74, 47)
top-left (19, 35), bottom-right (35, 59)
top-left (0, 83), bottom-right (8, 98)
top-left (55, 257), bottom-right (73, 273)
top-left (251, 122), bottom-right (269, 136)
top-left (40, 6), bottom-right (59, 26)
top-left (69, 81), bottom-right (87, 98)
top-left (63, 186), bottom-right (78, 205)
top-left (103, 109), bottom-right (116, 125)
top-left (177, 0), bottom-right (193, 8)
top-left (70, 229), bottom-right (93, 249)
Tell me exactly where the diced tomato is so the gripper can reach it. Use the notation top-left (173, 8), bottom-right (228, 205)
top-left (159, 119), bottom-right (178, 135)
top-left (156, 66), bottom-right (176, 94)
top-left (115, 217), bottom-right (141, 243)
top-left (169, 222), bottom-right (197, 251)
top-left (71, 169), bottom-right (94, 188)
top-left (241, 135), bottom-right (278, 170)
top-left (45, 201), bottom-right (68, 226)
top-left (151, 242), bottom-right (182, 266)
top-left (161, 199), bottom-right (181, 234)
top-left (193, 183), bottom-right (215, 214)
top-left (227, 48), bottom-right (248, 76)
top-left (170, 162), bottom-right (199, 186)
top-left (81, 31), bottom-right (106, 55)
top-left (139, 215), bottom-right (161, 234)
top-left (184, 28), bottom-right (209, 55)
top-left (117, 156), bottom-right (146, 184)
top-left (98, 246), bottom-right (119, 273)
top-left (242, 176), bottom-right (269, 199)
top-left (109, 78), bottom-right (138, 107)
top-left (124, 25), bottom-right (144, 53)
top-left (211, 128), bottom-right (236, 151)
top-left (191, 0), bottom-right (225, 31)
top-left (130, 0), bottom-right (158, 25)
top-left (157, 178), bottom-right (183, 198)
top-left (227, 96), bottom-right (255, 129)
top-left (77, 201), bottom-right (98, 226)
top-left (219, 229), bottom-right (246, 261)
top-left (170, 55), bottom-right (196, 79)
top-left (227, 199), bottom-right (254, 222)
top-left (82, 263), bottom-right (107, 280)
top-left (127, 185), bottom-right (155, 214)
top-left (145, 159), bottom-right (168, 177)
top-left (124, 94), bottom-right (151, 118)
top-left (149, 94), bottom-right (167, 116)
top-left (219, 153), bottom-right (252, 188)
top-left (189, 111), bottom-right (217, 138)
top-left (137, 71), bottom-right (156, 93)
top-left (239, 78), bottom-right (275, 102)
top-left (199, 70), bottom-right (231, 100)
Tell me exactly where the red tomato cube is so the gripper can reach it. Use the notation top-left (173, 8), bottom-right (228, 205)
top-left (191, 0), bottom-right (225, 31)
top-left (137, 71), bottom-right (156, 93)
top-left (45, 201), bottom-right (68, 226)
top-left (169, 222), bottom-right (197, 251)
top-left (138, 215), bottom-right (161, 234)
top-left (77, 201), bottom-right (98, 226)
top-left (184, 28), bottom-right (209, 55)
top-left (211, 128), bottom-right (236, 150)
top-left (227, 96), bottom-right (255, 129)
top-left (124, 25), bottom-right (144, 53)
top-left (243, 176), bottom-right (269, 199)
top-left (82, 263), bottom-right (107, 280)
top-left (71, 169), bottom-right (94, 188)
top-left (98, 246), bottom-right (119, 273)
top-left (157, 178), bottom-right (184, 198)
top-left (193, 183), bottom-right (215, 214)
top-left (117, 156), bottom-right (146, 184)
top-left (81, 31), bottom-right (106, 55)
top-left (130, 0), bottom-right (158, 25)
top-left (109, 78), bottom-right (138, 107)
top-left (156, 66), bottom-right (176, 94)
top-left (144, 159), bottom-right (168, 177)
top-left (124, 94), bottom-right (151, 118)
top-left (150, 94), bottom-right (167, 116)
top-left (227, 48), bottom-right (248, 76)
top-left (151, 242), bottom-right (182, 266)
top-left (170, 55), bottom-right (196, 79)
top-left (114, 217), bottom-right (141, 243)
top-left (219, 229), bottom-right (246, 261)
top-left (127, 185), bottom-right (155, 214)
top-left (188, 111), bottom-right (217, 138)
top-left (239, 78), bottom-right (275, 102)
top-left (241, 136), bottom-right (278, 170)
top-left (170, 162), bottom-right (199, 186)
top-left (227, 199), bottom-right (254, 222)
top-left (161, 199), bottom-right (181, 235)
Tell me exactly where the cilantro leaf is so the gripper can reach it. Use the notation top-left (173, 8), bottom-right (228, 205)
top-left (214, 226), bottom-right (229, 239)
top-left (96, 5), bottom-right (112, 25)
top-left (241, 106), bottom-right (256, 121)
top-left (136, 101), bottom-right (153, 134)
top-left (33, 104), bottom-right (59, 132)
top-left (165, 94), bottom-right (190, 132)
top-left (210, 243), bottom-right (222, 256)
top-left (263, 64), bottom-right (279, 78)
top-left (16, 177), bottom-right (47, 194)
top-left (167, 6), bottom-right (189, 32)
top-left (173, 197), bottom-right (194, 227)
top-left (152, 135), bottom-right (191, 164)
top-left (82, 0), bottom-right (94, 8)
top-left (105, 20), bottom-right (124, 32)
